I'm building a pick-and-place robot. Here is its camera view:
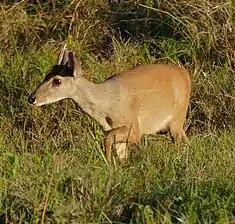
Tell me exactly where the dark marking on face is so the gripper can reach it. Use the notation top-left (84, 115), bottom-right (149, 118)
top-left (105, 116), bottom-right (113, 127)
top-left (43, 64), bottom-right (74, 81)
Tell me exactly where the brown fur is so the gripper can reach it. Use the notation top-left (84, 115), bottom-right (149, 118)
top-left (28, 47), bottom-right (191, 163)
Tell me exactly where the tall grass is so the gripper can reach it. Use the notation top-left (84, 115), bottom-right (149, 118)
top-left (0, 0), bottom-right (234, 223)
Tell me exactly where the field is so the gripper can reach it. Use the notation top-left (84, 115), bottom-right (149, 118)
top-left (0, 0), bottom-right (235, 223)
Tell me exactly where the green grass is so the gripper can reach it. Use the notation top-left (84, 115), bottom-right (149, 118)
top-left (0, 0), bottom-right (235, 223)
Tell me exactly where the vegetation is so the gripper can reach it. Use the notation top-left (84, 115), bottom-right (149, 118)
top-left (0, 0), bottom-right (235, 223)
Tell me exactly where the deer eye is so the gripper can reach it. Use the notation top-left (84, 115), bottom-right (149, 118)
top-left (52, 79), bottom-right (61, 86)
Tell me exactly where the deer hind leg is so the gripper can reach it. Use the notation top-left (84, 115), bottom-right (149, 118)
top-left (105, 126), bottom-right (141, 163)
top-left (169, 118), bottom-right (188, 146)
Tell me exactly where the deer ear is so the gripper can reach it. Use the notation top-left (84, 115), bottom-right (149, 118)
top-left (68, 52), bottom-right (82, 77)
top-left (57, 44), bottom-right (68, 65)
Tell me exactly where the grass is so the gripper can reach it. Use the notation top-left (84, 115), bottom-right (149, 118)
top-left (0, 0), bottom-right (235, 223)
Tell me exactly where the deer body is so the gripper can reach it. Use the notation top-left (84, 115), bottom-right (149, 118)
top-left (28, 46), bottom-right (191, 163)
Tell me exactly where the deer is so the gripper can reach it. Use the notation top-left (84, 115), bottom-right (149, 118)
top-left (28, 45), bottom-right (191, 163)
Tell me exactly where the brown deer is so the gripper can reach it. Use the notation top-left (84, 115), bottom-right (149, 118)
top-left (28, 45), bottom-right (191, 163)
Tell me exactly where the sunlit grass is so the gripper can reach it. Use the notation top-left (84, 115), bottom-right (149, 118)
top-left (0, 0), bottom-right (234, 223)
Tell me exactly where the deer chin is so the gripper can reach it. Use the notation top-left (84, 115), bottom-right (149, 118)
top-left (35, 97), bottom-right (65, 106)
top-left (33, 100), bottom-right (47, 106)
top-left (34, 101), bottom-right (47, 106)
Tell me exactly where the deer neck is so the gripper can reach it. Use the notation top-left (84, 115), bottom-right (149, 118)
top-left (71, 76), bottom-right (104, 114)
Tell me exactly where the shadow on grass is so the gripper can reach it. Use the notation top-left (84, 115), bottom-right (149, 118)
top-left (107, 1), bottom-right (176, 42)
top-left (97, 1), bottom-right (178, 60)
top-left (109, 180), bottom-right (235, 223)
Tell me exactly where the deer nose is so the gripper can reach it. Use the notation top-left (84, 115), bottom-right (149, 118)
top-left (28, 95), bottom-right (36, 104)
